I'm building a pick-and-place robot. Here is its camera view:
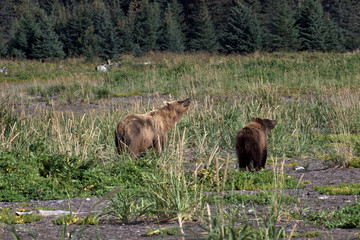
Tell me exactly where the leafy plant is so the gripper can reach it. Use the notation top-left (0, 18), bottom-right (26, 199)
top-left (76, 215), bottom-right (99, 225)
top-left (297, 201), bottom-right (360, 228)
top-left (105, 189), bottom-right (150, 223)
top-left (52, 215), bottom-right (79, 225)
top-left (206, 192), bottom-right (297, 206)
top-left (199, 168), bottom-right (302, 191)
top-left (0, 208), bottom-right (42, 224)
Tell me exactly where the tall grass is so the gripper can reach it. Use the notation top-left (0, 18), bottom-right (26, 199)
top-left (1, 52), bottom-right (360, 162)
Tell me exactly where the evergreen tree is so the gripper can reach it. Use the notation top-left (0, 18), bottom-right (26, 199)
top-left (52, 1), bottom-right (69, 57)
top-left (117, 16), bottom-right (134, 53)
top-left (79, 25), bottom-right (98, 61)
top-left (8, 7), bottom-right (43, 58)
top-left (297, 0), bottom-right (327, 51)
top-left (0, 0), bottom-right (17, 41)
top-left (268, 0), bottom-right (299, 51)
top-left (30, 16), bottom-right (65, 59)
top-left (131, 0), bottom-right (161, 54)
top-left (105, 0), bottom-right (125, 54)
top-left (322, 0), bottom-right (360, 50)
top-left (207, 0), bottom-right (235, 38)
top-left (37, 0), bottom-right (56, 15)
top-left (323, 13), bottom-right (344, 51)
top-left (187, 0), bottom-right (218, 51)
top-left (120, 0), bottom-right (141, 53)
top-left (161, 1), bottom-right (185, 52)
top-left (220, 3), bottom-right (262, 54)
top-left (0, 38), bottom-right (6, 57)
top-left (62, 2), bottom-right (98, 58)
top-left (93, 0), bottom-right (120, 60)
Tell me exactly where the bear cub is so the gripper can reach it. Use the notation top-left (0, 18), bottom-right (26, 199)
top-left (115, 98), bottom-right (191, 156)
top-left (235, 117), bottom-right (277, 171)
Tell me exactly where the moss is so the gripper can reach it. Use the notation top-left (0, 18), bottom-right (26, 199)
top-left (112, 90), bottom-right (144, 98)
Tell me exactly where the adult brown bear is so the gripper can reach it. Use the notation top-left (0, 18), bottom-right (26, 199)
top-left (114, 98), bottom-right (191, 156)
top-left (235, 117), bottom-right (277, 171)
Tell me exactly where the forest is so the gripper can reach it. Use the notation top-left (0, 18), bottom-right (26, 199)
top-left (0, 0), bottom-right (360, 60)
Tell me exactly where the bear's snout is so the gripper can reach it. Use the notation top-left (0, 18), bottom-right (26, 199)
top-left (179, 98), bottom-right (191, 107)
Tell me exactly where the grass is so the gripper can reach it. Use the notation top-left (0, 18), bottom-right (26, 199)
top-left (52, 215), bottom-right (79, 225)
top-left (0, 52), bottom-right (360, 238)
top-left (0, 208), bottom-right (42, 224)
top-left (206, 191), bottom-right (297, 205)
top-left (296, 200), bottom-right (360, 229)
top-left (198, 168), bottom-right (303, 191)
top-left (314, 183), bottom-right (360, 195)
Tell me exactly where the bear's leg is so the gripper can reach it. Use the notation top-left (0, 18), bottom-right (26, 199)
top-left (153, 135), bottom-right (162, 154)
top-left (249, 149), bottom-right (261, 171)
top-left (128, 137), bottom-right (144, 156)
top-left (261, 149), bottom-right (267, 169)
top-left (115, 131), bottom-right (131, 155)
top-left (238, 156), bottom-right (248, 171)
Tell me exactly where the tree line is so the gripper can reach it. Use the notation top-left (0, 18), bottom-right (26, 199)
top-left (0, 0), bottom-right (359, 60)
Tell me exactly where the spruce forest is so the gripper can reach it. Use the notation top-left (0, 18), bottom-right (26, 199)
top-left (1, 0), bottom-right (360, 60)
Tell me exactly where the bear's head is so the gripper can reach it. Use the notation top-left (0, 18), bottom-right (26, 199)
top-left (163, 98), bottom-right (191, 119)
top-left (251, 117), bottom-right (277, 133)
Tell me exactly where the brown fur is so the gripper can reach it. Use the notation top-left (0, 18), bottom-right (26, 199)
top-left (235, 117), bottom-right (277, 171)
top-left (114, 98), bottom-right (191, 156)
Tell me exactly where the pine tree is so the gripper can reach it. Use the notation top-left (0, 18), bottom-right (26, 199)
top-left (30, 16), bottom-right (65, 59)
top-left (268, 0), bottom-right (299, 51)
top-left (0, 0), bottom-right (17, 41)
top-left (132, 0), bottom-right (161, 54)
top-left (93, 0), bottom-right (120, 60)
top-left (51, 0), bottom-right (68, 53)
top-left (120, 0), bottom-right (140, 53)
top-left (63, 2), bottom-right (98, 58)
top-left (161, 1), bottom-right (185, 52)
top-left (79, 25), bottom-right (98, 61)
top-left (220, 3), bottom-right (262, 54)
top-left (8, 7), bottom-right (43, 58)
top-left (207, 0), bottom-right (235, 38)
top-left (0, 37), bottom-right (6, 57)
top-left (124, 0), bottom-right (160, 56)
top-left (187, 0), bottom-right (218, 51)
top-left (297, 0), bottom-right (327, 51)
top-left (323, 13), bottom-right (344, 51)
top-left (117, 16), bottom-right (134, 53)
top-left (322, 0), bottom-right (360, 50)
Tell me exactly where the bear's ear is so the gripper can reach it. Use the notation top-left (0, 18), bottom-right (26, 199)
top-left (251, 117), bottom-right (261, 122)
top-left (164, 100), bottom-right (176, 108)
top-left (265, 119), bottom-right (277, 129)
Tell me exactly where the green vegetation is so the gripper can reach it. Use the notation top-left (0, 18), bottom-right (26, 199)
top-left (0, 208), bottom-right (42, 224)
top-left (315, 134), bottom-right (360, 167)
top-left (76, 215), bottom-right (99, 225)
top-left (304, 232), bottom-right (320, 238)
top-left (145, 226), bottom-right (179, 237)
top-left (314, 183), bottom-right (360, 195)
top-left (297, 201), bottom-right (360, 229)
top-left (206, 191), bottom-right (297, 205)
top-left (199, 168), bottom-right (302, 191)
top-left (52, 215), bottom-right (79, 225)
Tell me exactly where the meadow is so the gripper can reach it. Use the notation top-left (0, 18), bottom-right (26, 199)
top-left (0, 51), bottom-right (360, 239)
